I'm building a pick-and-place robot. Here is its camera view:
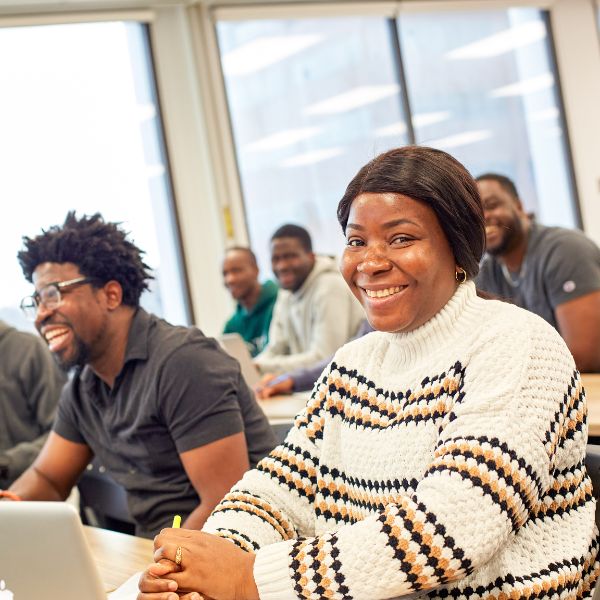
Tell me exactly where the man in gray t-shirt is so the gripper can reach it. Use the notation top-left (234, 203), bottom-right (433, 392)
top-left (6, 213), bottom-right (276, 537)
top-left (475, 173), bottom-right (600, 372)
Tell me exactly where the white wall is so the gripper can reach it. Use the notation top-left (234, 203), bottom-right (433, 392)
top-left (150, 6), bottom-right (233, 335)
top-left (551, 0), bottom-right (600, 245)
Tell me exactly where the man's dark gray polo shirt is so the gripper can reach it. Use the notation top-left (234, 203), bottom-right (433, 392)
top-left (54, 308), bottom-right (276, 538)
top-left (477, 222), bottom-right (600, 330)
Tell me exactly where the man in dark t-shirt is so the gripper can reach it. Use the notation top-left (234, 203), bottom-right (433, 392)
top-left (5, 212), bottom-right (276, 537)
top-left (475, 173), bottom-right (600, 372)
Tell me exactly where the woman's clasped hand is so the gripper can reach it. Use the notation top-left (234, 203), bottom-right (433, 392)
top-left (137, 528), bottom-right (259, 600)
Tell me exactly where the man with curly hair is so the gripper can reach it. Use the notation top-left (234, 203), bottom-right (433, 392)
top-left (3, 212), bottom-right (276, 537)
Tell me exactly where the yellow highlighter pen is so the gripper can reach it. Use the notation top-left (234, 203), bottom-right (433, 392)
top-left (172, 514), bottom-right (182, 528)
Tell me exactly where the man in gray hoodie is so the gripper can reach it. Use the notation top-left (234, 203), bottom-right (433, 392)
top-left (0, 320), bottom-right (66, 487)
top-left (254, 224), bottom-right (364, 375)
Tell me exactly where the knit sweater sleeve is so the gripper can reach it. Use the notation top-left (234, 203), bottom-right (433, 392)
top-left (207, 314), bottom-right (578, 599)
top-left (202, 366), bottom-right (329, 554)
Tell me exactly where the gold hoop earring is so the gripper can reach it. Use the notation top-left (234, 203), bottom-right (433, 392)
top-left (455, 268), bottom-right (467, 284)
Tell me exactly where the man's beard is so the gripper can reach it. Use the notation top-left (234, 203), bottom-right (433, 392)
top-left (487, 217), bottom-right (524, 257)
top-left (55, 333), bottom-right (92, 372)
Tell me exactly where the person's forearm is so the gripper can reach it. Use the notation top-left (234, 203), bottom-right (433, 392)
top-left (288, 357), bottom-right (331, 392)
top-left (9, 466), bottom-right (66, 501)
top-left (241, 552), bottom-right (260, 600)
top-left (255, 348), bottom-right (327, 375)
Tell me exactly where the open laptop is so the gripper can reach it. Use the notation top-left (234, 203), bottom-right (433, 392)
top-left (219, 332), bottom-right (261, 388)
top-left (0, 502), bottom-right (106, 599)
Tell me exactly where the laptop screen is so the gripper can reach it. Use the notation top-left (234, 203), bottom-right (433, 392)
top-left (0, 502), bottom-right (105, 599)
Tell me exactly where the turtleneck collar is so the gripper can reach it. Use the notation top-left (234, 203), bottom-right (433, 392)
top-left (385, 281), bottom-right (482, 368)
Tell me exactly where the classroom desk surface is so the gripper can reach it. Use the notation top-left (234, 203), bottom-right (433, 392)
top-left (584, 373), bottom-right (600, 438)
top-left (84, 525), bottom-right (153, 593)
top-left (257, 391), bottom-right (311, 424)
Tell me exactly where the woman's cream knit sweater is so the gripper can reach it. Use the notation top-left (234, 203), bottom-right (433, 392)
top-left (205, 282), bottom-right (598, 599)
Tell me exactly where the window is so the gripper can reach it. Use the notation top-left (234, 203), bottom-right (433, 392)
top-left (216, 7), bottom-right (578, 272)
top-left (0, 21), bottom-right (189, 331)
top-left (397, 7), bottom-right (577, 226)
top-left (216, 16), bottom-right (408, 272)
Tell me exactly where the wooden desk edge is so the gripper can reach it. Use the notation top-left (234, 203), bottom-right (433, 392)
top-left (582, 374), bottom-right (600, 438)
top-left (84, 525), bottom-right (154, 593)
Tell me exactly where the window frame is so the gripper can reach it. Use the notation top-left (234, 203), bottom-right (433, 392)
top-left (204, 0), bottom-right (597, 250)
top-left (0, 12), bottom-right (194, 327)
top-left (3, 0), bottom-right (597, 333)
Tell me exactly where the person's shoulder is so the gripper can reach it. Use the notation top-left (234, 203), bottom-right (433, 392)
top-left (145, 314), bottom-right (223, 365)
top-left (479, 293), bottom-right (538, 323)
top-left (310, 258), bottom-right (347, 292)
top-left (534, 223), bottom-right (598, 255)
top-left (1, 323), bottom-right (38, 344)
top-left (223, 308), bottom-right (243, 333)
top-left (311, 255), bottom-right (341, 278)
top-left (478, 295), bottom-right (568, 351)
top-left (271, 287), bottom-right (291, 311)
top-left (480, 297), bottom-right (576, 376)
top-left (0, 324), bottom-right (49, 359)
top-left (261, 279), bottom-right (279, 298)
top-left (314, 271), bottom-right (347, 290)
top-left (254, 280), bottom-right (279, 311)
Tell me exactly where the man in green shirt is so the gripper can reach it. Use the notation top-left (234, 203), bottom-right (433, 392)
top-left (222, 247), bottom-right (278, 357)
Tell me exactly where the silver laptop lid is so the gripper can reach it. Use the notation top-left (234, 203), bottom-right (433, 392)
top-left (0, 502), bottom-right (105, 599)
top-left (219, 333), bottom-right (261, 388)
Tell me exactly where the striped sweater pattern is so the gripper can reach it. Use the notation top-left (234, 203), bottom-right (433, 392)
top-left (204, 282), bottom-right (598, 600)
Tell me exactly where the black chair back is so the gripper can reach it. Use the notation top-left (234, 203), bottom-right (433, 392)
top-left (78, 458), bottom-right (135, 535)
top-left (271, 421), bottom-right (292, 445)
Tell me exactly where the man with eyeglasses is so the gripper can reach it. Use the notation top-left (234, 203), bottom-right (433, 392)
top-left (2, 212), bottom-right (276, 538)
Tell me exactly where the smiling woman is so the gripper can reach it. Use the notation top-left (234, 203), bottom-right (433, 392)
top-left (138, 147), bottom-right (597, 600)
top-left (341, 192), bottom-right (457, 333)
top-left (337, 147), bottom-right (483, 334)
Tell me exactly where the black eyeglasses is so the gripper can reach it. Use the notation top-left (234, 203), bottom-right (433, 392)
top-left (20, 277), bottom-right (97, 321)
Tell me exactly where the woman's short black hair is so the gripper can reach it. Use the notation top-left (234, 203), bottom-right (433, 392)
top-left (17, 211), bottom-right (153, 306)
top-left (337, 146), bottom-right (485, 278)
